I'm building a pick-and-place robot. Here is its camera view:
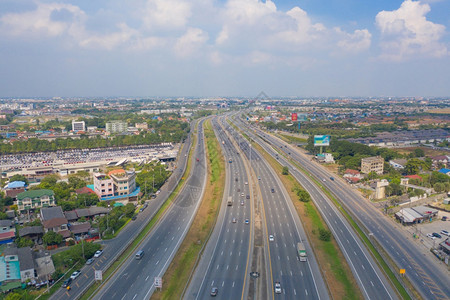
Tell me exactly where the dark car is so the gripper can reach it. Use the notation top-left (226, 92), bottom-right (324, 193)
top-left (271, 188), bottom-right (275, 193)
top-left (246, 195), bottom-right (250, 199)
top-left (62, 278), bottom-right (72, 288)
top-left (442, 216), bottom-right (448, 221)
top-left (432, 232), bottom-right (442, 238)
top-left (330, 177), bottom-right (335, 181)
top-left (131, 215), bottom-right (137, 221)
top-left (210, 287), bottom-right (218, 296)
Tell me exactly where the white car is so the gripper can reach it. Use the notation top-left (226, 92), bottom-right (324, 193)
top-left (70, 270), bottom-right (81, 280)
top-left (274, 282), bottom-right (282, 294)
top-left (440, 230), bottom-right (450, 237)
top-left (241, 193), bottom-right (245, 197)
top-left (94, 250), bottom-right (103, 258)
top-left (269, 235), bottom-right (274, 242)
top-left (245, 182), bottom-right (248, 185)
top-left (426, 233), bottom-right (436, 239)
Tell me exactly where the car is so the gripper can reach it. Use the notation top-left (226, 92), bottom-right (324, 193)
top-left (426, 233), bottom-right (436, 239)
top-left (245, 182), bottom-right (248, 185)
top-left (235, 178), bottom-right (238, 182)
top-left (269, 235), bottom-right (274, 242)
top-left (330, 177), bottom-right (335, 181)
top-left (274, 282), bottom-right (282, 294)
top-left (232, 218), bottom-right (237, 223)
top-left (258, 176), bottom-right (261, 180)
top-left (139, 208), bottom-right (144, 212)
top-left (246, 195), bottom-right (250, 199)
top-left (237, 188), bottom-right (241, 192)
top-left (440, 230), bottom-right (450, 236)
top-left (241, 193), bottom-right (245, 197)
top-left (86, 258), bottom-right (94, 265)
top-left (271, 188), bottom-right (275, 193)
top-left (240, 201), bottom-right (244, 206)
top-left (210, 287), bottom-right (218, 296)
top-left (432, 232), bottom-right (442, 238)
top-left (94, 250), bottom-right (103, 258)
top-left (62, 278), bottom-right (72, 288)
top-left (245, 219), bottom-right (249, 225)
top-left (442, 216), bottom-right (448, 221)
top-left (131, 215), bottom-right (137, 221)
top-left (322, 178), bottom-right (326, 182)
top-left (70, 271), bottom-right (81, 280)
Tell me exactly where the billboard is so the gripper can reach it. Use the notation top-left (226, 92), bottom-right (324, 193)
top-left (314, 135), bottom-right (330, 146)
top-left (291, 113), bottom-right (298, 122)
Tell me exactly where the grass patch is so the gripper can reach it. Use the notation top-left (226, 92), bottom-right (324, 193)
top-left (80, 125), bottom-right (199, 300)
top-left (278, 133), bottom-right (307, 144)
top-left (152, 119), bottom-right (225, 300)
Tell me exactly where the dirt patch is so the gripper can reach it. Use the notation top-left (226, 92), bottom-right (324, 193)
top-left (396, 146), bottom-right (448, 157)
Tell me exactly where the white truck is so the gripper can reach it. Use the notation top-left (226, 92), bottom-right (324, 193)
top-left (297, 242), bottom-right (307, 262)
top-left (227, 196), bottom-right (233, 206)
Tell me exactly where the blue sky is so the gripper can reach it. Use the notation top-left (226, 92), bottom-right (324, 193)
top-left (0, 0), bottom-right (448, 97)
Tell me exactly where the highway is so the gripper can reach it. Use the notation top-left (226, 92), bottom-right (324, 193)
top-left (249, 122), bottom-right (450, 300)
top-left (90, 120), bottom-right (208, 300)
top-left (225, 118), bottom-right (329, 300)
top-left (50, 122), bottom-right (196, 300)
top-left (185, 117), bottom-right (253, 299)
top-left (232, 116), bottom-right (398, 300)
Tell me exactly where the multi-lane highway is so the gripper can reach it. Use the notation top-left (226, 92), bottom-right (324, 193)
top-left (239, 116), bottom-right (450, 300)
top-left (91, 120), bottom-right (208, 300)
top-left (223, 118), bottom-right (329, 300)
top-left (232, 116), bottom-right (398, 300)
top-left (185, 117), bottom-right (253, 299)
top-left (50, 121), bottom-right (196, 300)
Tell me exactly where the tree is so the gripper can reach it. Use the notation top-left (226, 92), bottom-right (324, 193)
top-left (16, 237), bottom-right (34, 248)
top-left (9, 174), bottom-right (28, 185)
top-left (434, 182), bottom-right (445, 193)
top-left (43, 231), bottom-right (63, 246)
top-left (405, 159), bottom-right (423, 175)
top-left (413, 148), bottom-right (425, 157)
top-left (318, 228), bottom-right (331, 241)
top-left (282, 166), bottom-right (289, 175)
top-left (297, 189), bottom-right (311, 202)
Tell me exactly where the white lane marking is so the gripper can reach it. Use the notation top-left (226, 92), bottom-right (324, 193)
top-left (211, 280), bottom-right (214, 286)
top-left (156, 260), bottom-right (159, 265)
top-left (132, 294), bottom-right (137, 300)
top-left (145, 276), bottom-right (149, 281)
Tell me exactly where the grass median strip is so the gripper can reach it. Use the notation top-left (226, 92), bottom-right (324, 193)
top-left (252, 141), bottom-right (363, 300)
top-left (152, 119), bottom-right (225, 300)
top-left (79, 124), bottom-right (199, 300)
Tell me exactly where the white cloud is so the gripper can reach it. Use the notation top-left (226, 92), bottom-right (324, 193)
top-left (142, 0), bottom-right (192, 30)
top-left (335, 28), bottom-right (372, 53)
top-left (0, 2), bottom-right (86, 38)
top-left (174, 27), bottom-right (208, 58)
top-left (375, 0), bottom-right (448, 61)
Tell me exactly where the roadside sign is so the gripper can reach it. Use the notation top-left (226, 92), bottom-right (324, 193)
top-left (95, 270), bottom-right (102, 281)
top-left (154, 277), bottom-right (162, 288)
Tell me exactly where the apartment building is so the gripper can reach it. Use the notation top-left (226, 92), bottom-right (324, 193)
top-left (93, 169), bottom-right (136, 198)
top-left (15, 189), bottom-right (56, 212)
top-left (105, 121), bottom-right (128, 134)
top-left (72, 120), bottom-right (86, 132)
top-left (361, 156), bottom-right (384, 174)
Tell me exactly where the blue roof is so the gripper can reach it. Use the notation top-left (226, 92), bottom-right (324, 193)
top-left (438, 168), bottom-right (450, 174)
top-left (6, 181), bottom-right (26, 189)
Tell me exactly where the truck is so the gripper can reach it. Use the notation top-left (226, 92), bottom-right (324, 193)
top-left (227, 196), bottom-right (233, 206)
top-left (229, 158), bottom-right (232, 163)
top-left (297, 242), bottom-right (307, 261)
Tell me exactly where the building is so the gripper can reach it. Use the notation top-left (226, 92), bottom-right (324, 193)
top-left (93, 173), bottom-right (114, 198)
top-left (361, 156), bottom-right (384, 174)
top-left (40, 207), bottom-right (71, 239)
top-left (135, 122), bottom-right (148, 130)
top-left (15, 189), bottom-right (56, 212)
top-left (108, 169), bottom-right (136, 196)
top-left (389, 159), bottom-right (407, 170)
top-left (105, 121), bottom-right (128, 134)
top-left (72, 120), bottom-right (86, 132)
top-left (431, 155), bottom-right (450, 168)
top-left (0, 220), bottom-right (15, 244)
top-left (3, 181), bottom-right (26, 200)
top-left (438, 168), bottom-right (450, 176)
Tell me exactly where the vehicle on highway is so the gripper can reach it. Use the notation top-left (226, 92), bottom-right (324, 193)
top-left (70, 271), bottom-right (81, 280)
top-left (240, 200), bottom-right (244, 206)
top-left (269, 235), bottom-right (274, 242)
top-left (94, 250), bottom-right (103, 258)
top-left (229, 158), bottom-right (232, 163)
top-left (135, 250), bottom-right (145, 260)
top-left (227, 196), bottom-right (233, 206)
top-left (271, 188), bottom-right (275, 193)
top-left (86, 258), bottom-right (94, 265)
top-left (246, 195), bottom-right (250, 199)
top-left (432, 232), bottom-right (442, 238)
top-left (245, 219), bottom-right (249, 224)
top-left (196, 158), bottom-right (199, 162)
top-left (426, 233), bottom-right (436, 239)
top-left (443, 216), bottom-right (448, 221)
top-left (210, 287), bottom-right (218, 296)
top-left (131, 215), bottom-right (137, 221)
top-left (241, 193), bottom-right (244, 197)
top-left (330, 177), bottom-right (335, 181)
top-left (245, 181), bottom-right (248, 185)
top-left (441, 230), bottom-right (450, 236)
top-left (258, 176), bottom-right (261, 180)
top-left (62, 278), bottom-right (72, 288)
top-left (139, 208), bottom-right (144, 212)
top-left (274, 282), bottom-right (282, 294)
top-left (232, 218), bottom-right (237, 223)
top-left (235, 177), bottom-right (238, 182)
top-left (297, 242), bottom-right (307, 261)
top-left (322, 178), bottom-right (326, 182)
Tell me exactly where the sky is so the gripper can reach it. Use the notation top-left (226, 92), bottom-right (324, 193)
top-left (0, 0), bottom-right (449, 98)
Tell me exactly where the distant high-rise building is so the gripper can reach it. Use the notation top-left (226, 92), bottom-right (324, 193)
top-left (106, 121), bottom-right (128, 134)
top-left (72, 120), bottom-right (86, 132)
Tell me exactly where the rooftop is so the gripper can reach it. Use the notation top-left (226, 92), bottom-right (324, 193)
top-left (17, 189), bottom-right (54, 201)
top-left (5, 181), bottom-right (26, 189)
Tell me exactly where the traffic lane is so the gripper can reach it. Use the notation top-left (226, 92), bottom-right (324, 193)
top-left (93, 125), bottom-right (206, 299)
top-left (259, 135), bottom-right (394, 298)
top-left (241, 123), bottom-right (396, 300)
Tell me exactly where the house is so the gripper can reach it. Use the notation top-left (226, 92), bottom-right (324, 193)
top-left (3, 246), bottom-right (36, 283)
top-left (15, 189), bottom-right (56, 212)
top-left (438, 168), bottom-right (450, 176)
top-left (3, 181), bottom-right (26, 200)
top-left (69, 223), bottom-right (92, 240)
top-left (431, 155), bottom-right (450, 168)
top-left (40, 207), bottom-right (71, 239)
top-left (64, 207), bottom-right (109, 222)
top-left (19, 226), bottom-right (44, 244)
top-left (0, 220), bottom-right (15, 244)
top-left (389, 159), bottom-right (407, 170)
top-left (343, 169), bottom-right (363, 183)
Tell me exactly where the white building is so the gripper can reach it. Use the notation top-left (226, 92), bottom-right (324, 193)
top-left (106, 121), bottom-right (128, 134)
top-left (72, 120), bottom-right (86, 132)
